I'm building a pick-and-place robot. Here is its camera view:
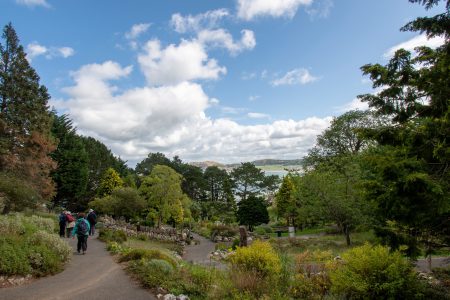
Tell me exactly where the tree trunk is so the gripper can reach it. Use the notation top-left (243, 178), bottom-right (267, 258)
top-left (344, 225), bottom-right (351, 246)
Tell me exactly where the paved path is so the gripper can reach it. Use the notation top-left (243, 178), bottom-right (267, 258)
top-left (0, 235), bottom-right (156, 300)
top-left (183, 233), bottom-right (225, 269)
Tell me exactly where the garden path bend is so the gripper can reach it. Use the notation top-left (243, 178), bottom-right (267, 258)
top-left (0, 234), bottom-right (156, 300)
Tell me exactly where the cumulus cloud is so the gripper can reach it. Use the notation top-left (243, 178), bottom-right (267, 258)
top-left (53, 60), bottom-right (332, 166)
top-left (305, 0), bottom-right (333, 19)
top-left (271, 68), bottom-right (319, 86)
top-left (384, 34), bottom-right (445, 58)
top-left (138, 39), bottom-right (226, 86)
top-left (16, 0), bottom-right (50, 8)
top-left (26, 42), bottom-right (74, 61)
top-left (170, 9), bottom-right (230, 33)
top-left (248, 112), bottom-right (270, 119)
top-left (125, 23), bottom-right (151, 40)
top-left (336, 98), bottom-right (369, 113)
top-left (198, 29), bottom-right (256, 55)
top-left (237, 0), bottom-right (313, 21)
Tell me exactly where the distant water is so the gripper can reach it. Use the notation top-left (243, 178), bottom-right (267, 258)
top-left (264, 170), bottom-right (289, 177)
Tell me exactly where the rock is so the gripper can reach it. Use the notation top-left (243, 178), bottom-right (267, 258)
top-left (157, 294), bottom-right (164, 299)
top-left (163, 294), bottom-right (177, 300)
top-left (177, 295), bottom-right (190, 300)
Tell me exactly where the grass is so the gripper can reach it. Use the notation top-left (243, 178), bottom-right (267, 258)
top-left (124, 238), bottom-right (183, 256)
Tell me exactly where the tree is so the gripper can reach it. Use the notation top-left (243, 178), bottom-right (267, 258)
top-left (138, 165), bottom-right (191, 227)
top-left (135, 152), bottom-right (172, 177)
top-left (202, 166), bottom-right (236, 222)
top-left (302, 110), bottom-right (376, 245)
top-left (0, 23), bottom-right (56, 201)
top-left (358, 0), bottom-right (449, 257)
top-left (275, 175), bottom-right (297, 226)
top-left (50, 113), bottom-right (88, 210)
top-left (231, 162), bottom-right (273, 201)
top-left (79, 136), bottom-right (129, 203)
top-left (97, 167), bottom-right (123, 197)
top-left (236, 195), bottom-right (269, 231)
top-left (89, 187), bottom-right (145, 221)
top-left (0, 172), bottom-right (42, 214)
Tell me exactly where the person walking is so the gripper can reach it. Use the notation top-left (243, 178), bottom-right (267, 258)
top-left (58, 211), bottom-right (67, 238)
top-left (65, 211), bottom-right (75, 238)
top-left (87, 209), bottom-right (97, 236)
top-left (72, 213), bottom-right (90, 255)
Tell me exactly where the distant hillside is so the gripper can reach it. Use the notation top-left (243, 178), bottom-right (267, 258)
top-left (189, 159), bottom-right (303, 170)
top-left (189, 161), bottom-right (226, 169)
top-left (251, 159), bottom-right (303, 166)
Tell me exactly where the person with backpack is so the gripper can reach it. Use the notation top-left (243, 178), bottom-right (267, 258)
top-left (65, 211), bottom-right (76, 238)
top-left (87, 209), bottom-right (97, 236)
top-left (58, 211), bottom-right (67, 237)
top-left (72, 213), bottom-right (90, 255)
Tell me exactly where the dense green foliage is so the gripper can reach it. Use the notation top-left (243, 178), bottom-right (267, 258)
top-left (236, 195), bottom-right (269, 231)
top-left (0, 214), bottom-right (71, 276)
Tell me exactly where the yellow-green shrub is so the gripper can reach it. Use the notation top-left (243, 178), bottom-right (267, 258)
top-left (229, 240), bottom-right (281, 277)
top-left (119, 248), bottom-right (177, 267)
top-left (329, 243), bottom-right (423, 299)
top-left (229, 240), bottom-right (281, 296)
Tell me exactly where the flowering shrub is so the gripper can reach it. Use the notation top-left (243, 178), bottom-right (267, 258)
top-left (27, 215), bottom-right (55, 233)
top-left (0, 214), bottom-right (26, 235)
top-left (28, 230), bottom-right (72, 262)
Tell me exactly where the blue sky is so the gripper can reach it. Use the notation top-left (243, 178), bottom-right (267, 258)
top-left (2, 0), bottom-right (445, 166)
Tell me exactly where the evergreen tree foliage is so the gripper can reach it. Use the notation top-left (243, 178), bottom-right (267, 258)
top-left (236, 195), bottom-right (269, 231)
top-left (0, 23), bottom-right (56, 203)
top-left (358, 0), bottom-right (450, 256)
top-left (50, 113), bottom-right (88, 210)
top-left (231, 162), bottom-right (275, 201)
top-left (275, 175), bottom-right (297, 226)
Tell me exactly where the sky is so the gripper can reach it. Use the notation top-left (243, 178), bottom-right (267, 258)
top-left (1, 0), bottom-right (445, 167)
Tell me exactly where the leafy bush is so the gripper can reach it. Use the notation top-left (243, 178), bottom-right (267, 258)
top-left (27, 215), bottom-right (55, 233)
top-left (210, 224), bottom-right (238, 239)
top-left (255, 224), bottom-right (273, 236)
top-left (0, 237), bottom-right (32, 275)
top-left (128, 258), bottom-right (175, 288)
top-left (0, 172), bottom-right (42, 213)
top-left (98, 228), bottom-right (127, 243)
top-left (28, 230), bottom-right (71, 261)
top-left (329, 243), bottom-right (423, 299)
top-left (0, 214), bottom-right (26, 235)
top-left (119, 248), bottom-right (177, 267)
top-left (229, 240), bottom-right (281, 296)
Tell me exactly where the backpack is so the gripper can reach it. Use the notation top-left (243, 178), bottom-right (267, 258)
top-left (87, 212), bottom-right (97, 223)
top-left (59, 214), bottom-right (66, 223)
top-left (78, 220), bottom-right (88, 235)
top-left (66, 213), bottom-right (75, 222)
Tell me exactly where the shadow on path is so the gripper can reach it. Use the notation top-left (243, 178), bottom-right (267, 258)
top-left (0, 235), bottom-right (155, 300)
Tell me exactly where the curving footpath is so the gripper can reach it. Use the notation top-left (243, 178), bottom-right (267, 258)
top-left (182, 233), bottom-right (225, 269)
top-left (0, 235), bottom-right (155, 300)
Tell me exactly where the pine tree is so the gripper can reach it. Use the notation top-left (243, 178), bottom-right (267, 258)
top-left (0, 23), bottom-right (56, 201)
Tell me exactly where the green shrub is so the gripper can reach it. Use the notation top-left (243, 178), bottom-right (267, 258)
top-left (119, 248), bottom-right (177, 267)
top-left (329, 243), bottom-right (423, 299)
top-left (28, 245), bottom-right (61, 276)
top-left (27, 215), bottom-right (55, 233)
top-left (172, 264), bottom-right (212, 298)
top-left (229, 240), bottom-right (281, 296)
top-left (0, 237), bottom-right (31, 275)
top-left (28, 230), bottom-right (72, 262)
top-left (128, 258), bottom-right (175, 288)
top-left (0, 214), bottom-right (26, 235)
top-left (211, 224), bottom-right (238, 239)
top-left (99, 228), bottom-right (127, 243)
top-left (106, 241), bottom-right (126, 254)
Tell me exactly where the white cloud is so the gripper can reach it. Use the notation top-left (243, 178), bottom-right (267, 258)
top-left (210, 98), bottom-right (220, 105)
top-left (384, 34), bottom-right (445, 58)
top-left (249, 95), bottom-right (260, 101)
top-left (170, 9), bottom-right (229, 33)
top-left (138, 39), bottom-right (226, 86)
top-left (248, 112), bottom-right (270, 119)
top-left (198, 29), bottom-right (256, 55)
top-left (305, 0), bottom-right (333, 19)
top-left (336, 98), bottom-right (369, 113)
top-left (125, 23), bottom-right (151, 40)
top-left (56, 47), bottom-right (75, 58)
top-left (271, 68), bottom-right (319, 86)
top-left (26, 42), bottom-right (74, 61)
top-left (237, 0), bottom-right (313, 21)
top-left (26, 42), bottom-right (48, 60)
top-left (53, 60), bottom-right (332, 166)
top-left (16, 0), bottom-right (50, 8)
